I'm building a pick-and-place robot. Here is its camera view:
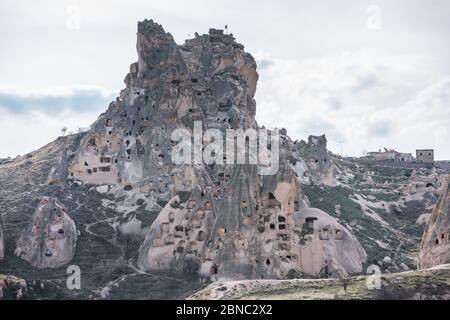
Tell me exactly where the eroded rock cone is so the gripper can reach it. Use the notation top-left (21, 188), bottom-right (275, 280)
top-left (15, 197), bottom-right (77, 269)
top-left (68, 19), bottom-right (366, 280)
top-left (419, 177), bottom-right (450, 269)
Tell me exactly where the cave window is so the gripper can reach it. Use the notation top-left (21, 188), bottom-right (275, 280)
top-left (168, 212), bottom-right (175, 223)
top-left (269, 223), bottom-right (275, 230)
top-left (441, 234), bottom-right (445, 239)
top-left (278, 216), bottom-right (286, 223)
top-left (266, 259), bottom-right (271, 266)
top-left (279, 224), bottom-right (286, 230)
top-left (211, 265), bottom-right (219, 275)
top-left (45, 249), bottom-right (53, 257)
top-left (197, 231), bottom-right (206, 242)
top-left (108, 131), bottom-right (112, 135)
top-left (191, 78), bottom-right (198, 83)
top-left (84, 161), bottom-right (89, 166)
top-left (315, 159), bottom-right (319, 163)
top-left (323, 159), bottom-right (327, 163)
top-left (100, 157), bottom-right (111, 163)
top-left (87, 169), bottom-right (92, 174)
top-left (123, 185), bottom-right (133, 191)
top-left (99, 166), bottom-right (111, 172)
top-left (93, 168), bottom-right (98, 173)
top-left (279, 234), bottom-right (289, 241)
top-left (58, 229), bottom-right (64, 235)
top-left (435, 238), bottom-right (439, 245)
top-left (105, 118), bottom-right (113, 127)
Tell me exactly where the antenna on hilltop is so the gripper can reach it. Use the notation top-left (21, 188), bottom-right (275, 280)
top-left (225, 25), bottom-right (228, 34)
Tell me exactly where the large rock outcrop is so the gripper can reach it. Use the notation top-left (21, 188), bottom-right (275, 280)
top-left (290, 135), bottom-right (337, 186)
top-left (419, 178), bottom-right (450, 269)
top-left (68, 19), bottom-right (366, 280)
top-left (15, 197), bottom-right (77, 269)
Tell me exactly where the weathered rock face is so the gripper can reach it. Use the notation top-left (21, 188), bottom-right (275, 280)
top-left (69, 21), bottom-right (258, 187)
top-left (290, 135), bottom-right (337, 186)
top-left (0, 216), bottom-right (4, 261)
top-left (419, 178), bottom-right (450, 269)
top-left (15, 197), bottom-right (77, 269)
top-left (69, 19), bottom-right (365, 280)
top-left (46, 149), bottom-right (69, 186)
top-left (295, 204), bottom-right (367, 276)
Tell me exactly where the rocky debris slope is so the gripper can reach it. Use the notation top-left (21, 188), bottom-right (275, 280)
top-left (419, 177), bottom-right (450, 269)
top-left (0, 274), bottom-right (50, 300)
top-left (15, 197), bottom-right (77, 269)
top-left (189, 264), bottom-right (450, 300)
top-left (65, 19), bottom-right (366, 280)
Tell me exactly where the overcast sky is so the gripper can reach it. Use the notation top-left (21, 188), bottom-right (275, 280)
top-left (1, 0), bottom-right (449, 159)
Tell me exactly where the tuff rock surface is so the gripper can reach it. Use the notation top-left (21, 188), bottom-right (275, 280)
top-left (15, 197), bottom-right (77, 269)
top-left (46, 149), bottom-right (69, 186)
top-left (419, 177), bottom-right (450, 269)
top-left (68, 19), bottom-right (366, 280)
top-left (0, 216), bottom-right (4, 261)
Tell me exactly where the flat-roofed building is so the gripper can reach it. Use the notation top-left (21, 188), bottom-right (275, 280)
top-left (416, 149), bottom-right (434, 164)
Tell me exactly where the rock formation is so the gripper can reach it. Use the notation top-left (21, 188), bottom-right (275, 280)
top-left (46, 149), bottom-right (69, 186)
top-left (68, 19), bottom-right (366, 280)
top-left (419, 177), bottom-right (450, 269)
top-left (290, 135), bottom-right (337, 186)
top-left (15, 197), bottom-right (77, 269)
top-left (0, 216), bottom-right (4, 261)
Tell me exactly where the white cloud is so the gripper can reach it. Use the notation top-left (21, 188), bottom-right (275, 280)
top-left (0, 87), bottom-right (112, 158)
top-left (255, 52), bottom-right (450, 159)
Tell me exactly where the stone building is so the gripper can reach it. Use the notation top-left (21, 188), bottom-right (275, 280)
top-left (416, 149), bottom-right (434, 164)
top-left (365, 148), bottom-right (413, 162)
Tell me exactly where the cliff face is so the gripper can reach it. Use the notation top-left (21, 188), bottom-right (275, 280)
top-left (15, 197), bottom-right (77, 269)
top-left (67, 19), bottom-right (366, 280)
top-left (0, 216), bottom-right (4, 261)
top-left (419, 178), bottom-right (450, 269)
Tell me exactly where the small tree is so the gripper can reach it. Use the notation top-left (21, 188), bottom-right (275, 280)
top-left (61, 127), bottom-right (68, 136)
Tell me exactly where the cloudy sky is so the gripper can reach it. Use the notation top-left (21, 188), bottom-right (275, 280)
top-left (1, 0), bottom-right (449, 159)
